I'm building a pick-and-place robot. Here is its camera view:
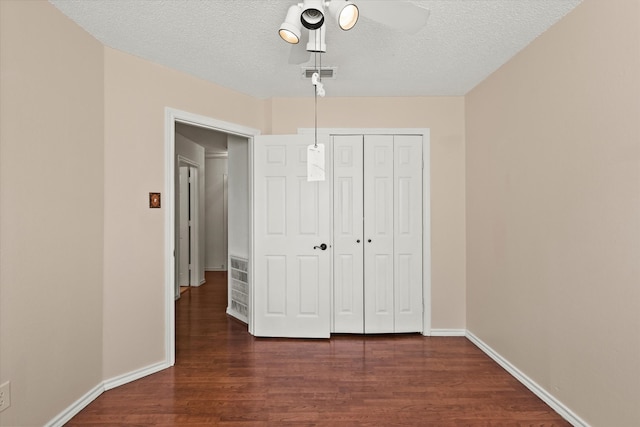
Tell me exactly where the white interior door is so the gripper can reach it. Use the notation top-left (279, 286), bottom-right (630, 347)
top-left (178, 166), bottom-right (190, 288)
top-left (253, 134), bottom-right (332, 338)
top-left (393, 136), bottom-right (423, 332)
top-left (364, 135), bottom-right (395, 333)
top-left (333, 135), bottom-right (364, 333)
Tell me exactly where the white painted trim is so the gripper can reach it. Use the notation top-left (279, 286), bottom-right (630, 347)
top-left (465, 331), bottom-right (590, 427)
top-left (298, 127), bottom-right (429, 136)
top-left (300, 127), bottom-right (432, 336)
top-left (226, 307), bottom-right (249, 324)
top-left (103, 361), bottom-right (170, 391)
top-left (177, 155), bottom-right (200, 168)
top-left (205, 267), bottom-right (227, 271)
top-left (247, 138), bottom-right (255, 335)
top-left (165, 107), bottom-right (259, 365)
top-left (422, 129), bottom-right (431, 336)
top-left (164, 110), bottom-right (176, 367)
top-left (44, 383), bottom-right (104, 427)
top-left (206, 152), bottom-right (228, 159)
top-left (45, 360), bottom-right (170, 427)
top-left (430, 328), bottom-right (466, 337)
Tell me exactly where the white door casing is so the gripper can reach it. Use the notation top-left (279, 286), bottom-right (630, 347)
top-left (165, 107), bottom-right (260, 368)
top-left (253, 134), bottom-right (332, 338)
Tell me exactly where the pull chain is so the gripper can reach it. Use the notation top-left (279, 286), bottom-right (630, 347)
top-left (312, 26), bottom-right (324, 148)
top-left (313, 55), bottom-right (318, 147)
top-left (314, 92), bottom-right (318, 148)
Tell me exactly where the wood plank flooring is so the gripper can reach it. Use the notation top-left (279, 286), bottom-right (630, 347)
top-left (66, 271), bottom-right (570, 426)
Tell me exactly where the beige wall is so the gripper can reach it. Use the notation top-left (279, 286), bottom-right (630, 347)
top-left (103, 48), bottom-right (265, 379)
top-left (465, 0), bottom-right (640, 425)
top-left (271, 96), bottom-right (467, 329)
top-left (0, 1), bottom-right (105, 426)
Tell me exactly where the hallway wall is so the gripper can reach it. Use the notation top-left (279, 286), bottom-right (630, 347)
top-left (205, 156), bottom-right (228, 271)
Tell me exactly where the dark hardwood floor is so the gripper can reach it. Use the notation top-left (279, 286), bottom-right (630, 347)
top-left (67, 271), bottom-right (569, 426)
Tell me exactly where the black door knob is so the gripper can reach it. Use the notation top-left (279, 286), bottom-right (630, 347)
top-left (356, 239), bottom-right (361, 243)
top-left (314, 243), bottom-right (328, 250)
top-left (368, 239), bottom-right (372, 243)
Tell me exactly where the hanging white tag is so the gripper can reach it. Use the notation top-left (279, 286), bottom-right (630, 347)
top-left (307, 144), bottom-right (325, 181)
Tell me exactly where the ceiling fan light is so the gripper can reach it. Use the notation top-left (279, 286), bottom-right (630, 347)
top-left (329, 0), bottom-right (359, 30)
top-left (279, 5), bottom-right (302, 44)
top-left (279, 27), bottom-right (300, 44)
top-left (300, 0), bottom-right (325, 30)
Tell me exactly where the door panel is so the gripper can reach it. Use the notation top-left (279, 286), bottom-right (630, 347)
top-left (265, 177), bottom-right (286, 235)
top-left (364, 135), bottom-right (395, 333)
top-left (393, 135), bottom-right (423, 332)
top-left (333, 136), bottom-right (364, 333)
top-left (253, 134), bottom-right (332, 338)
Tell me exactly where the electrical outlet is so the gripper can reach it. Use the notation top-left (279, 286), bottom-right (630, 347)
top-left (0, 381), bottom-right (10, 412)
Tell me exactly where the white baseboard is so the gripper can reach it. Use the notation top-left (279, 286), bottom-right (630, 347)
top-left (465, 330), bottom-right (589, 427)
top-left (103, 360), bottom-right (170, 391)
top-left (45, 383), bottom-right (104, 427)
top-left (430, 328), bottom-right (466, 336)
top-left (226, 307), bottom-right (248, 324)
top-left (45, 360), bottom-right (171, 427)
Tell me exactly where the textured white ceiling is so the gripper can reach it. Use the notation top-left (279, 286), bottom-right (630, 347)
top-left (49, 0), bottom-right (582, 99)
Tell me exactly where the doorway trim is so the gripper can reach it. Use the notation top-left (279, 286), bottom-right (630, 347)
top-left (299, 127), bottom-right (432, 335)
top-left (164, 107), bottom-right (260, 366)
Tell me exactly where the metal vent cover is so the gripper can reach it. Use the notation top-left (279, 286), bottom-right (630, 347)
top-left (301, 67), bottom-right (337, 79)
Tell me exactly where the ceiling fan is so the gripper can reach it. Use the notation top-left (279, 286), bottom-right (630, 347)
top-left (279, 0), bottom-right (431, 65)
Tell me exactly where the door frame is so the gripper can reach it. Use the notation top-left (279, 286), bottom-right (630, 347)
top-left (299, 128), bottom-right (432, 335)
top-left (164, 107), bottom-right (260, 366)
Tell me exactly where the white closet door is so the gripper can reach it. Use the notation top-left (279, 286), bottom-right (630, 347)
top-left (253, 134), bottom-right (332, 338)
top-left (393, 135), bottom-right (423, 332)
top-left (333, 135), bottom-right (364, 333)
top-left (364, 135), bottom-right (395, 333)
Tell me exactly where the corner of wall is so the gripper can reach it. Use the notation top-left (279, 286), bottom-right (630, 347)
top-left (262, 98), bottom-right (273, 135)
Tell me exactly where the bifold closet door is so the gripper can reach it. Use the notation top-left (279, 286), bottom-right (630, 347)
top-left (333, 134), bottom-right (423, 334)
top-left (363, 135), bottom-right (395, 333)
top-left (333, 135), bottom-right (365, 333)
top-left (393, 135), bottom-right (423, 332)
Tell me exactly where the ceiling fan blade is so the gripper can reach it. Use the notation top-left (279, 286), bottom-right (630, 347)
top-left (288, 45), bottom-right (312, 64)
top-left (358, 1), bottom-right (430, 35)
top-left (287, 30), bottom-right (311, 64)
